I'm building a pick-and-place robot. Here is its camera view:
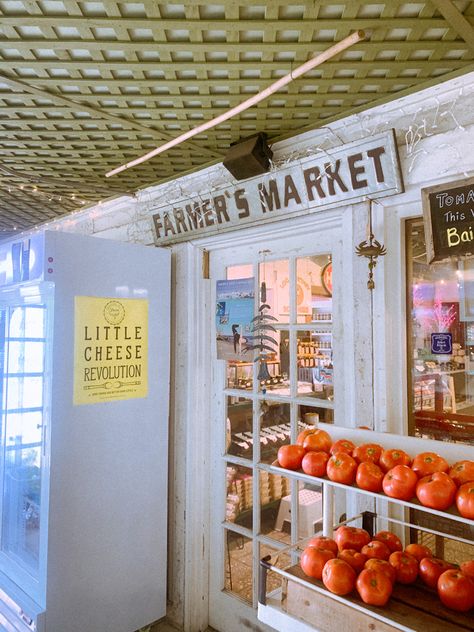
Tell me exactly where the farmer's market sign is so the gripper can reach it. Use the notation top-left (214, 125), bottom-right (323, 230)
top-left (422, 176), bottom-right (474, 262)
top-left (151, 130), bottom-right (404, 245)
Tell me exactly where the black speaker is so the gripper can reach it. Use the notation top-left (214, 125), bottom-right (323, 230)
top-left (223, 132), bottom-right (273, 181)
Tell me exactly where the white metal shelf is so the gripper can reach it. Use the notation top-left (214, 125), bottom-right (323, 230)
top-left (258, 463), bottom-right (473, 527)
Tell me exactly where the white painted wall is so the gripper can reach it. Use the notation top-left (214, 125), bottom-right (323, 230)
top-left (24, 71), bottom-right (474, 630)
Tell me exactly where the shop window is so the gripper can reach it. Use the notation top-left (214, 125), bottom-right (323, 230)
top-left (407, 218), bottom-right (473, 444)
top-left (221, 255), bottom-right (334, 609)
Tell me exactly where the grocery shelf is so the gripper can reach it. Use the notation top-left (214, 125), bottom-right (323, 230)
top-left (257, 508), bottom-right (474, 632)
top-left (258, 463), bottom-right (473, 527)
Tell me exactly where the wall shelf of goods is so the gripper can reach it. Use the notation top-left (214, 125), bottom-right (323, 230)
top-left (257, 424), bottom-right (474, 632)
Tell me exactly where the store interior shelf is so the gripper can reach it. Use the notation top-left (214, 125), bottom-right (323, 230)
top-left (260, 422), bottom-right (474, 527)
top-left (258, 463), bottom-right (473, 527)
top-left (258, 502), bottom-right (474, 632)
top-left (258, 555), bottom-right (473, 632)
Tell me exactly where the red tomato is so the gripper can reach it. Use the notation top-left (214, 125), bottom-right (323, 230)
top-left (322, 558), bottom-right (356, 596)
top-left (361, 540), bottom-right (391, 561)
top-left (365, 558), bottom-right (397, 584)
top-left (419, 557), bottom-right (456, 589)
top-left (334, 526), bottom-right (371, 552)
top-left (307, 536), bottom-right (338, 556)
top-left (389, 552), bottom-right (418, 584)
top-left (356, 568), bottom-right (393, 606)
top-left (449, 460), bottom-right (474, 487)
top-left (404, 543), bottom-right (432, 563)
top-left (382, 465), bottom-right (418, 501)
top-left (461, 560), bottom-right (474, 580)
top-left (437, 569), bottom-right (474, 612)
top-left (412, 452), bottom-right (449, 478)
top-left (326, 452), bottom-right (358, 485)
top-left (277, 444), bottom-right (305, 470)
top-left (300, 546), bottom-right (335, 580)
top-left (456, 482), bottom-right (474, 519)
top-left (353, 443), bottom-right (383, 465)
top-left (416, 472), bottom-right (457, 511)
top-left (330, 439), bottom-right (355, 456)
top-left (338, 548), bottom-right (368, 574)
top-left (379, 449), bottom-right (411, 473)
top-left (373, 531), bottom-right (402, 553)
top-left (296, 428), bottom-right (316, 446)
top-left (356, 462), bottom-right (384, 492)
top-left (302, 429), bottom-right (332, 453)
top-left (302, 450), bottom-right (329, 477)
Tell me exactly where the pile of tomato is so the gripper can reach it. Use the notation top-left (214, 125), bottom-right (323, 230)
top-left (299, 526), bottom-right (474, 612)
top-left (276, 428), bottom-right (474, 518)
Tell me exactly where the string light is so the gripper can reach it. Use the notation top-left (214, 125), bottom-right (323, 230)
top-left (1, 179), bottom-right (90, 207)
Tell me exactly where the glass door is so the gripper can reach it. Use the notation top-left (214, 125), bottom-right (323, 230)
top-left (209, 224), bottom-right (347, 632)
top-left (0, 284), bottom-right (53, 605)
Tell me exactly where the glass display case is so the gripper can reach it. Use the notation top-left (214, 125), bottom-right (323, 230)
top-left (0, 286), bottom-right (52, 604)
top-left (0, 232), bottom-right (170, 632)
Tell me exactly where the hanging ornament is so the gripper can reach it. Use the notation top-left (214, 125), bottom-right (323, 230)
top-left (355, 199), bottom-right (387, 290)
top-left (243, 251), bottom-right (279, 393)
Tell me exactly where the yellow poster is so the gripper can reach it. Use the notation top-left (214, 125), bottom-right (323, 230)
top-left (74, 296), bottom-right (148, 405)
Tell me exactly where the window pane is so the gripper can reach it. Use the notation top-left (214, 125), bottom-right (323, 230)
top-left (296, 329), bottom-right (334, 401)
top-left (7, 341), bottom-right (45, 374)
top-left (226, 360), bottom-right (253, 390)
top-left (258, 259), bottom-right (289, 325)
top-left (260, 402), bottom-right (290, 464)
top-left (407, 219), bottom-right (473, 443)
top-left (257, 331), bottom-right (289, 395)
top-left (226, 464), bottom-right (253, 527)
top-left (226, 396), bottom-right (253, 459)
top-left (297, 404), bottom-right (334, 429)
top-left (259, 543), bottom-right (291, 595)
top-left (296, 256), bottom-right (332, 324)
top-left (261, 472), bottom-right (292, 543)
top-left (224, 531), bottom-right (253, 604)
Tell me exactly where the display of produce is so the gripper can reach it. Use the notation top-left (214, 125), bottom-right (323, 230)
top-left (275, 430), bottom-right (474, 517)
top-left (448, 460), bottom-right (474, 486)
top-left (415, 471), bottom-right (457, 510)
top-left (259, 425), bottom-right (474, 632)
top-left (356, 568), bottom-right (393, 606)
top-left (456, 481), bottom-right (474, 519)
top-left (321, 558), bottom-right (356, 596)
top-left (373, 530), bottom-right (402, 553)
top-left (437, 569), bottom-right (474, 613)
top-left (299, 529), bottom-right (474, 613)
top-left (355, 462), bottom-right (384, 492)
top-left (418, 557), bottom-right (455, 589)
top-left (361, 540), bottom-right (391, 561)
top-left (334, 526), bottom-right (370, 552)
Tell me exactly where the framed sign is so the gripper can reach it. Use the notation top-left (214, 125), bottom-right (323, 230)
top-left (152, 130), bottom-right (404, 245)
top-left (74, 296), bottom-right (148, 404)
top-left (431, 332), bottom-right (452, 354)
top-left (422, 175), bottom-right (474, 263)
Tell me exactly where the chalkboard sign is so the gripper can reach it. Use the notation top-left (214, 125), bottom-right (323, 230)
top-left (422, 176), bottom-right (474, 263)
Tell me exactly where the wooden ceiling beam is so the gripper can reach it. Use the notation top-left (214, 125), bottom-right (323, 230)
top-left (429, 0), bottom-right (474, 53)
top-left (0, 15), bottom-right (455, 29)
top-left (1, 59), bottom-right (469, 73)
top-left (0, 39), bottom-right (467, 54)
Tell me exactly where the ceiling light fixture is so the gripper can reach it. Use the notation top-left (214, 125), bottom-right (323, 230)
top-left (105, 30), bottom-right (366, 178)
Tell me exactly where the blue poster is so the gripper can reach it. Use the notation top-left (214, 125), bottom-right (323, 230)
top-left (216, 278), bottom-right (255, 360)
top-left (431, 332), bottom-right (453, 355)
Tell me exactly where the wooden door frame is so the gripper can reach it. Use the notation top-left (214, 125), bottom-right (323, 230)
top-left (170, 202), bottom-right (378, 631)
